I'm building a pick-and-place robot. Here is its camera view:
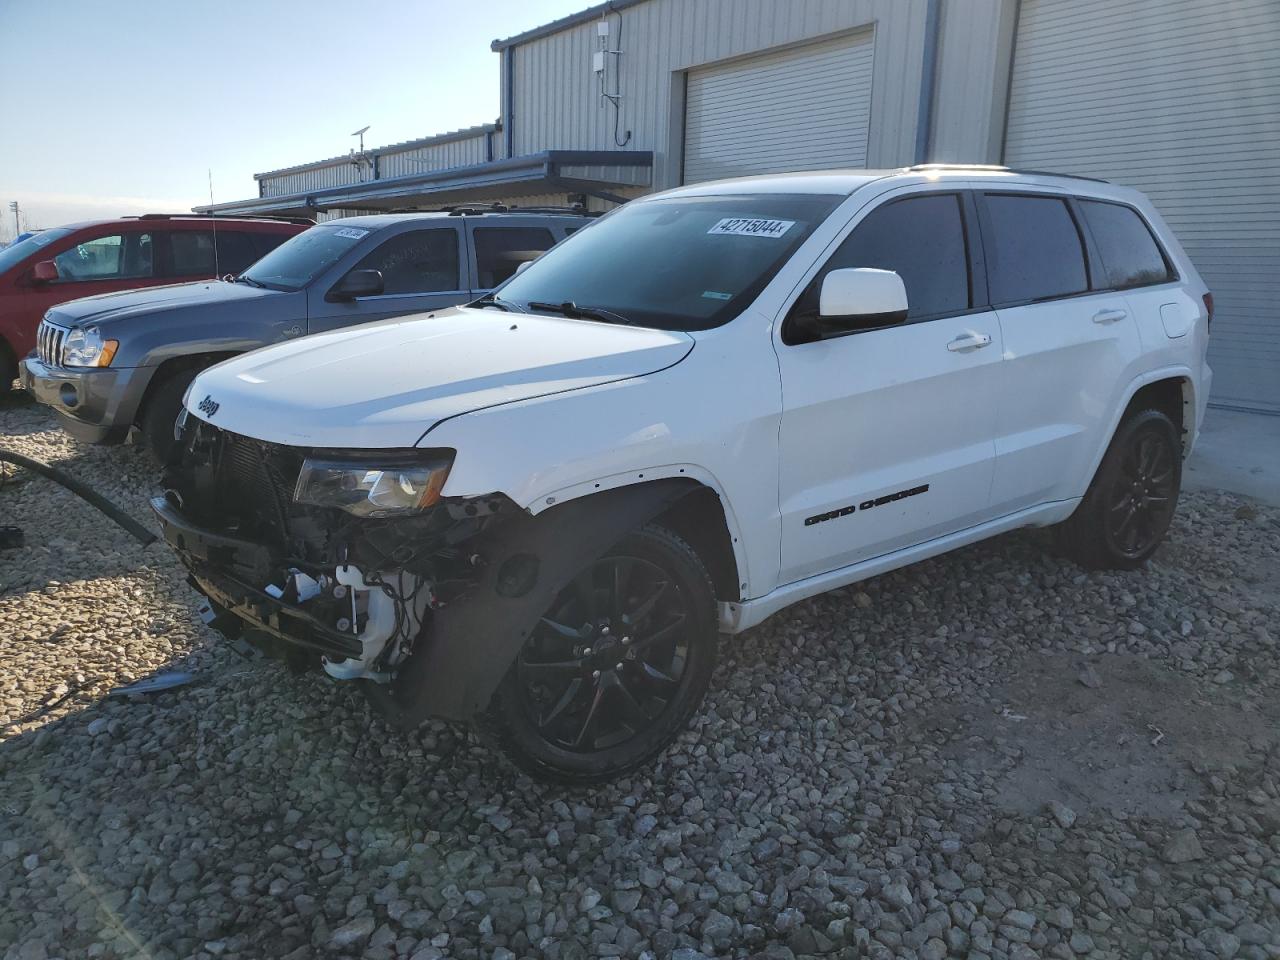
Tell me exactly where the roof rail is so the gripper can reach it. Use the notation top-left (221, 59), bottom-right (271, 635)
top-left (506, 204), bottom-right (598, 216)
top-left (445, 203), bottom-right (509, 216)
top-left (435, 202), bottom-right (597, 217)
top-left (134, 213), bottom-right (316, 225)
top-left (904, 163), bottom-right (1110, 184)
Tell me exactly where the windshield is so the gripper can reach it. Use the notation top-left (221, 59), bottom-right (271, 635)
top-left (0, 228), bottom-right (72, 275)
top-left (239, 223), bottom-right (373, 290)
top-left (495, 193), bottom-right (843, 331)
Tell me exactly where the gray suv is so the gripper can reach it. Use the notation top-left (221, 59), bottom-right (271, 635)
top-left (21, 208), bottom-right (590, 457)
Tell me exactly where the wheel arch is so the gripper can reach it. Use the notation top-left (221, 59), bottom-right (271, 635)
top-left (132, 351), bottom-right (238, 426)
top-left (371, 477), bottom-right (712, 727)
top-left (1121, 371), bottom-right (1195, 457)
top-left (526, 465), bottom-right (747, 603)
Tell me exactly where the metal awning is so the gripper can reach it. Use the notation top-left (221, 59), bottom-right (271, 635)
top-left (193, 150), bottom-right (652, 218)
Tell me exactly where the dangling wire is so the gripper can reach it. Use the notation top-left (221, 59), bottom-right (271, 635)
top-left (599, 5), bottom-right (632, 147)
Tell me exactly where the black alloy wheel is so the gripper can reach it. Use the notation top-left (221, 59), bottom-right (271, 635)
top-left (1104, 422), bottom-right (1179, 559)
top-left (1057, 407), bottom-right (1183, 570)
top-left (485, 525), bottom-right (718, 782)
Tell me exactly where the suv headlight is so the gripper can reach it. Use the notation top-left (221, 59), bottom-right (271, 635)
top-left (293, 454), bottom-right (454, 517)
top-left (63, 326), bottom-right (119, 368)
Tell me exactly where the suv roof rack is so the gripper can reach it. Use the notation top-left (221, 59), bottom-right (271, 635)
top-left (436, 202), bottom-right (596, 217)
top-left (904, 163), bottom-right (1110, 184)
top-left (133, 213), bottom-right (316, 225)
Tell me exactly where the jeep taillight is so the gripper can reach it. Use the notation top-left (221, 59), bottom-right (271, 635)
top-left (1202, 292), bottom-right (1214, 330)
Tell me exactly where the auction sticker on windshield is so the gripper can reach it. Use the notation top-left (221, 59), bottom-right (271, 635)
top-left (707, 218), bottom-right (795, 239)
top-left (333, 228), bottom-right (369, 240)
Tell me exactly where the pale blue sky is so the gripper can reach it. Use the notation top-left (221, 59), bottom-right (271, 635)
top-left (0, 0), bottom-right (589, 236)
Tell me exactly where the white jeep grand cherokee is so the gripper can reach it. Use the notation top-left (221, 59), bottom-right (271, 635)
top-left (153, 165), bottom-right (1211, 782)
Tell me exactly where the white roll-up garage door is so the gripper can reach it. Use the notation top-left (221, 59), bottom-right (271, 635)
top-left (1004, 0), bottom-right (1280, 413)
top-left (683, 29), bottom-right (874, 186)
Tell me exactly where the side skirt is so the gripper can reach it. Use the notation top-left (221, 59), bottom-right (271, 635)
top-left (719, 498), bottom-right (1079, 634)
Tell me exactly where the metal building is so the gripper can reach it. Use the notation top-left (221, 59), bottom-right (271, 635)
top-left (198, 0), bottom-right (1280, 413)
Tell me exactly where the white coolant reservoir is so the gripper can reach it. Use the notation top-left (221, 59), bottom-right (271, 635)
top-left (322, 565), bottom-right (424, 682)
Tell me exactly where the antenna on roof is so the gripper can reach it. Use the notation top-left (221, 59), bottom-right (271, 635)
top-left (207, 169), bottom-right (220, 279)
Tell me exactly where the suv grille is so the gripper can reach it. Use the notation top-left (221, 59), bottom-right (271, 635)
top-left (179, 421), bottom-right (306, 550)
top-left (221, 430), bottom-right (301, 516)
top-left (37, 320), bottom-right (67, 366)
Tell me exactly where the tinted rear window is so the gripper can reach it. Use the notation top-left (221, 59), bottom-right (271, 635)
top-left (168, 230), bottom-right (261, 276)
top-left (984, 194), bottom-right (1088, 304)
top-left (1079, 200), bottom-right (1173, 289)
top-left (474, 227), bottom-right (556, 288)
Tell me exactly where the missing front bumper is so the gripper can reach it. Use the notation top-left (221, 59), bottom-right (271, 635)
top-left (152, 496), bottom-right (364, 661)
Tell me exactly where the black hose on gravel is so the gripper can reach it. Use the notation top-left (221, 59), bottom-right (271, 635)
top-left (0, 448), bottom-right (157, 546)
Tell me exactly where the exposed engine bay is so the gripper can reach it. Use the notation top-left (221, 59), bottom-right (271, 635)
top-left (154, 417), bottom-right (509, 685)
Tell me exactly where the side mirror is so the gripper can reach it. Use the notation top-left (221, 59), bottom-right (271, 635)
top-left (514, 260), bottom-right (534, 277)
top-left (327, 268), bottom-right (384, 302)
top-left (32, 260), bottom-right (59, 283)
top-left (813, 268), bottom-right (908, 336)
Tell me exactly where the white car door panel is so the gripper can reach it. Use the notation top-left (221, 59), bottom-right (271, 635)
top-left (992, 293), bottom-right (1141, 510)
top-left (777, 313), bottom-right (1002, 583)
top-left (775, 191), bottom-right (1002, 585)
top-left (980, 192), bottom-right (1145, 513)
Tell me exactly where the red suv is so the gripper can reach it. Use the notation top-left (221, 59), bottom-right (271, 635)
top-left (0, 215), bottom-right (309, 387)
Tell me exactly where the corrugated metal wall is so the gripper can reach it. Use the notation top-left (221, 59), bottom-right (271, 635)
top-left (260, 162), bottom-right (366, 198)
top-left (378, 133), bottom-right (490, 179)
top-left (1004, 0), bottom-right (1280, 412)
top-left (507, 0), bottom-right (934, 187)
top-left (929, 0), bottom-right (1016, 163)
top-left (258, 130), bottom-right (493, 199)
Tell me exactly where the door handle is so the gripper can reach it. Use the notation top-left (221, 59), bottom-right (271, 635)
top-left (1092, 308), bottom-right (1127, 324)
top-left (947, 332), bottom-right (993, 352)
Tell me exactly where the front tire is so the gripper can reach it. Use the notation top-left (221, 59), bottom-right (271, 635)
top-left (481, 524), bottom-right (719, 784)
top-left (1056, 408), bottom-right (1182, 570)
top-left (138, 368), bottom-right (198, 463)
top-left (0, 340), bottom-right (15, 392)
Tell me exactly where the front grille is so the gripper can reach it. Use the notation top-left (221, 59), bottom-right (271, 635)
top-left (220, 432), bottom-right (302, 514)
top-left (213, 428), bottom-right (305, 548)
top-left (37, 320), bottom-right (67, 366)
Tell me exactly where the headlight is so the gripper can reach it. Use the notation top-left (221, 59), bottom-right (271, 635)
top-left (63, 326), bottom-right (119, 368)
top-left (293, 454), bottom-right (454, 517)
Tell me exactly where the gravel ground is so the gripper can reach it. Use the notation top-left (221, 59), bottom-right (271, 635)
top-left (2, 393), bottom-right (1279, 960)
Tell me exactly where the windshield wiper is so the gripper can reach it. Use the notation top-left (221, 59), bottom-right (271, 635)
top-left (526, 300), bottom-right (635, 326)
top-left (232, 275), bottom-right (267, 289)
top-left (469, 292), bottom-right (523, 313)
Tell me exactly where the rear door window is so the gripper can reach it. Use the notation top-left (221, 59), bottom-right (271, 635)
top-left (351, 228), bottom-right (461, 295)
top-left (53, 232), bottom-right (154, 282)
top-left (795, 193), bottom-right (971, 322)
top-left (473, 226), bottom-right (556, 288)
top-left (982, 194), bottom-right (1088, 305)
top-left (166, 230), bottom-right (261, 277)
top-left (1078, 200), bottom-right (1173, 289)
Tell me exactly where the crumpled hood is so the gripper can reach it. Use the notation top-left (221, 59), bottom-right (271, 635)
top-left (185, 306), bottom-right (695, 448)
top-left (46, 280), bottom-right (278, 328)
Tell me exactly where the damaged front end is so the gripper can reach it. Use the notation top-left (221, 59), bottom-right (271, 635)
top-left (153, 416), bottom-right (699, 727)
top-left (152, 417), bottom-right (508, 687)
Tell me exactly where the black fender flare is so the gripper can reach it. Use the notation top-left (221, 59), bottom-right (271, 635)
top-left (367, 478), bottom-right (700, 727)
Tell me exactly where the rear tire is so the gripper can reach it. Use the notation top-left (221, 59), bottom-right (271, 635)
top-left (139, 368), bottom-right (198, 463)
top-left (479, 524), bottom-right (719, 784)
top-left (1055, 408), bottom-right (1182, 570)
